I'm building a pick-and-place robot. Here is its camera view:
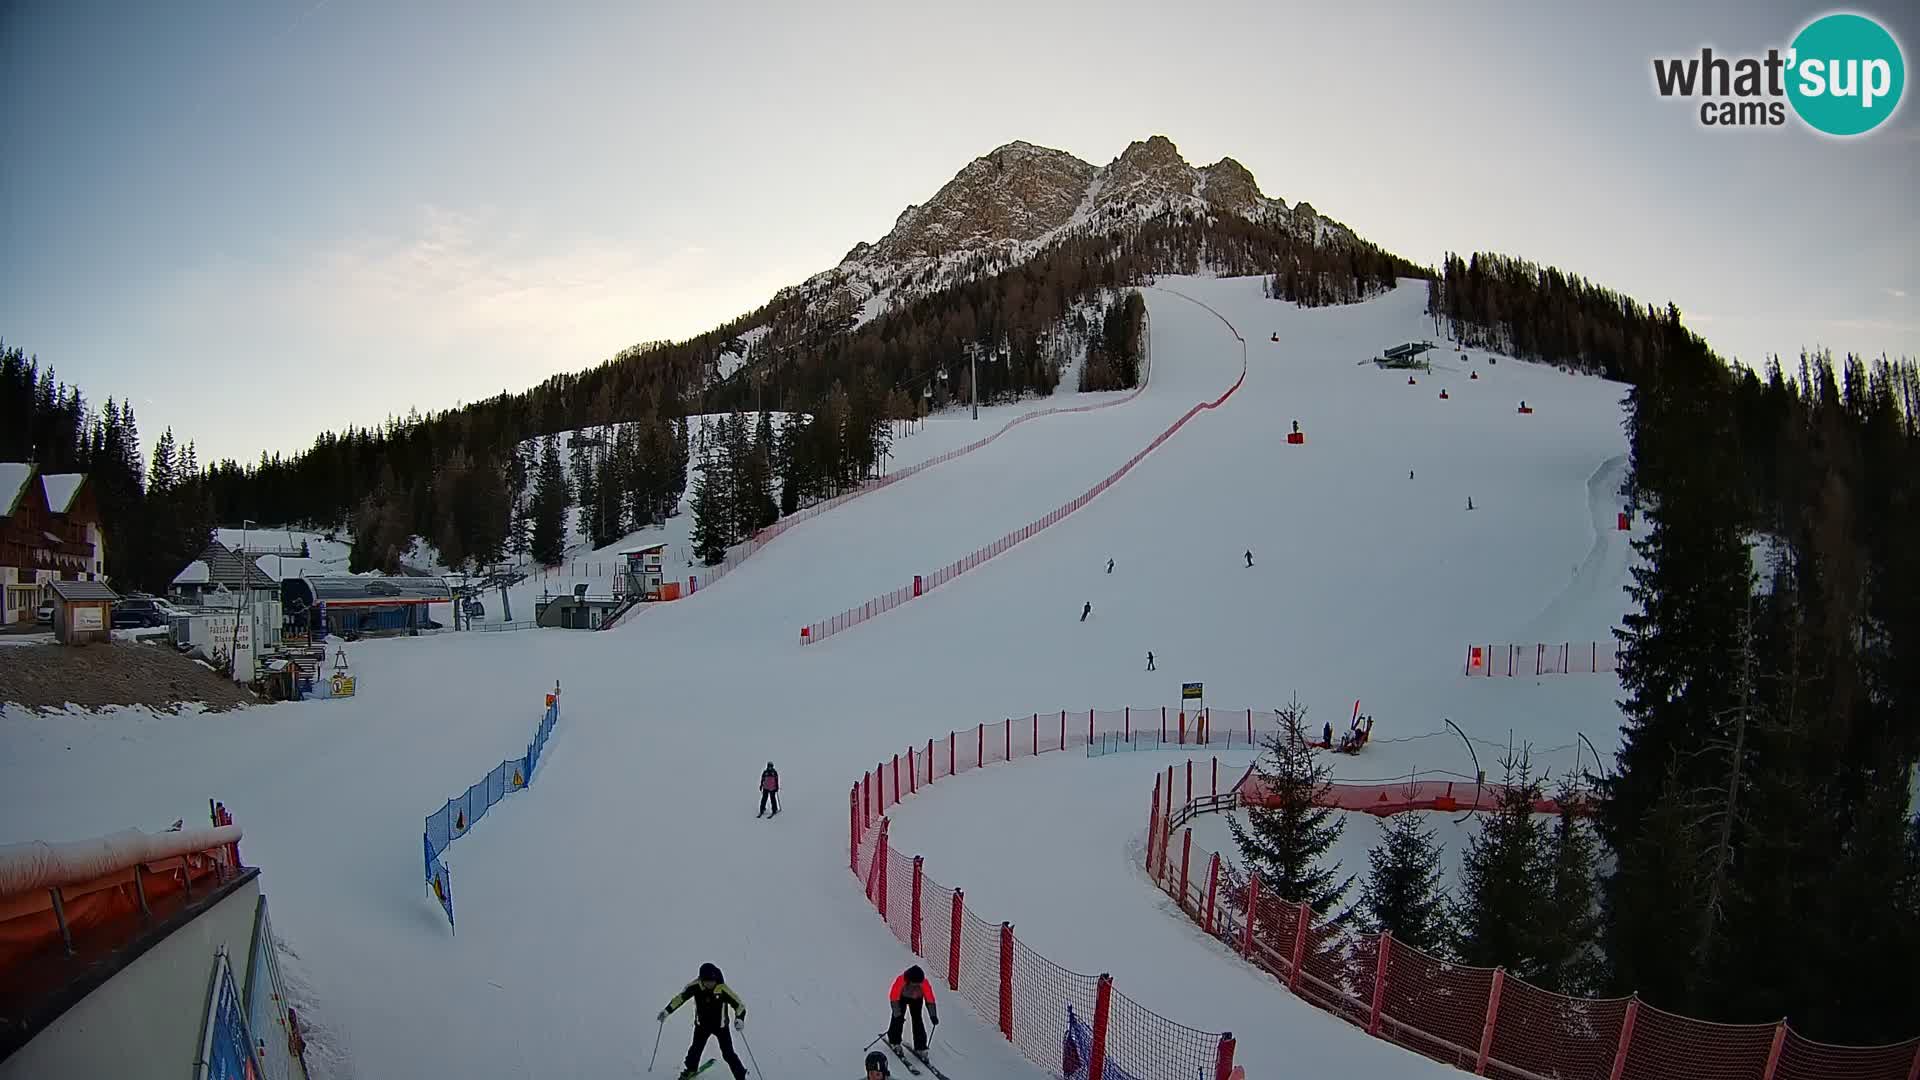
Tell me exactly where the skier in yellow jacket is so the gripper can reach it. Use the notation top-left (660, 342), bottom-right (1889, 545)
top-left (659, 962), bottom-right (748, 1079)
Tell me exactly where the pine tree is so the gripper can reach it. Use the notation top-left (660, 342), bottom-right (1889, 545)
top-left (570, 434), bottom-right (598, 548)
top-left (688, 448), bottom-right (730, 565)
top-left (1453, 752), bottom-right (1549, 977)
top-left (1227, 694), bottom-right (1353, 917)
top-left (529, 435), bottom-right (570, 566)
top-left (1357, 813), bottom-right (1452, 954)
top-left (1536, 778), bottom-right (1603, 994)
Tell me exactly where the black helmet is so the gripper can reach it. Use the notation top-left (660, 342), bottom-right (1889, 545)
top-left (905, 965), bottom-right (924, 984)
top-left (865, 1050), bottom-right (890, 1073)
top-left (699, 962), bottom-right (723, 983)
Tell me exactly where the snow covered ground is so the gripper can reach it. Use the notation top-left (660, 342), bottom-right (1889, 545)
top-left (0, 275), bottom-right (1640, 1079)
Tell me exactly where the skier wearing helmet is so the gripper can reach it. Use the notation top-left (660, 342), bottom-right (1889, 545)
top-left (887, 964), bottom-right (940, 1056)
top-left (658, 962), bottom-right (748, 1079)
top-left (864, 1049), bottom-right (891, 1077)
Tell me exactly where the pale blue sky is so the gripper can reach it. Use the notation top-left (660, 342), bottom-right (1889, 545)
top-left (3, 1), bottom-right (1915, 462)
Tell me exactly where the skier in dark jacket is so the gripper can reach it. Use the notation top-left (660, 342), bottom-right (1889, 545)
top-left (1080, 601), bottom-right (1091, 622)
top-left (759, 763), bottom-right (779, 817)
top-left (1244, 550), bottom-right (1254, 567)
top-left (659, 963), bottom-right (748, 1080)
top-left (887, 964), bottom-right (940, 1055)
top-left (1106, 558), bottom-right (1114, 574)
top-left (864, 1050), bottom-right (891, 1077)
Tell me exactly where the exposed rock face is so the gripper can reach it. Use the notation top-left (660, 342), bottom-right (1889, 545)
top-left (769, 135), bottom-right (1353, 340)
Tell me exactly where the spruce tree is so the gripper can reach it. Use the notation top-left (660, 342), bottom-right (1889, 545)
top-left (1453, 753), bottom-right (1549, 977)
top-left (1357, 813), bottom-right (1452, 954)
top-left (1536, 779), bottom-right (1603, 994)
top-left (529, 435), bottom-right (570, 566)
top-left (688, 449), bottom-right (730, 565)
top-left (570, 434), bottom-right (599, 548)
top-left (1227, 695), bottom-right (1353, 917)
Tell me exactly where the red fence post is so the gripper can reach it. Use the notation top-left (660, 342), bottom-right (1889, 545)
top-left (1246, 708), bottom-right (1252, 743)
top-left (1004, 718), bottom-right (1011, 762)
top-left (1179, 710), bottom-right (1187, 745)
top-left (850, 786), bottom-right (860, 874)
top-left (1161, 707), bottom-right (1167, 743)
top-left (1124, 707), bottom-right (1130, 742)
top-left (948, 889), bottom-right (964, 992)
top-left (1032, 712), bottom-right (1038, 755)
top-left (1240, 876), bottom-right (1260, 956)
top-left (1214, 1034), bottom-right (1236, 1080)
top-left (876, 826), bottom-right (891, 915)
top-left (1087, 707), bottom-right (1094, 746)
top-left (927, 738), bottom-right (935, 784)
top-left (865, 771), bottom-right (874, 823)
top-left (1060, 709), bottom-right (1066, 750)
top-left (1180, 828), bottom-right (1192, 904)
top-left (1186, 758), bottom-right (1193, 805)
top-left (1608, 996), bottom-right (1640, 1080)
top-left (910, 855), bottom-right (924, 954)
top-left (908, 747), bottom-right (917, 794)
top-left (1204, 853), bottom-right (1221, 933)
top-left (1369, 932), bottom-right (1392, 1036)
top-left (949, 730), bottom-right (956, 776)
top-left (998, 922), bottom-right (1014, 1041)
top-left (1288, 900), bottom-right (1310, 991)
top-left (1475, 968), bottom-right (1506, 1075)
top-left (1147, 776), bottom-right (1161, 873)
top-left (977, 723), bottom-right (983, 768)
top-left (1089, 973), bottom-right (1113, 1080)
top-left (1760, 1021), bottom-right (1788, 1080)
top-left (893, 754), bottom-right (901, 803)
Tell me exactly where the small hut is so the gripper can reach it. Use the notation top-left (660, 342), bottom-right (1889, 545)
top-left (48, 579), bottom-right (118, 645)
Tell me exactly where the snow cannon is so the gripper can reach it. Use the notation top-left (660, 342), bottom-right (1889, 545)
top-left (1517, 400), bottom-right (1534, 414)
top-left (1286, 420), bottom-right (1305, 445)
top-left (1470, 370), bottom-right (1479, 380)
top-left (1618, 510), bottom-right (1633, 531)
top-left (1439, 389), bottom-right (1450, 400)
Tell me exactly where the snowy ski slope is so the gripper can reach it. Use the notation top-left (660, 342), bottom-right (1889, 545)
top-left (0, 275), bottom-right (1637, 1079)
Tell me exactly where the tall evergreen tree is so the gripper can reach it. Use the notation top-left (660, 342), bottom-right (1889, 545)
top-left (1227, 695), bottom-right (1353, 917)
top-left (1536, 779), bottom-right (1604, 994)
top-left (1357, 814), bottom-right (1452, 954)
top-left (529, 435), bottom-right (570, 566)
top-left (688, 448), bottom-right (730, 566)
top-left (1453, 753), bottom-right (1549, 977)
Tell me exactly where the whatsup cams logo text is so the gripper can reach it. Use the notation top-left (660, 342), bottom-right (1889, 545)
top-left (1652, 12), bottom-right (1905, 136)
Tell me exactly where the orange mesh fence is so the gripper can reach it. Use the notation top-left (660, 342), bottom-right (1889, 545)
top-left (1161, 778), bottom-right (1920, 1080)
top-left (849, 712), bottom-right (1236, 1079)
top-left (805, 329), bottom-right (1246, 646)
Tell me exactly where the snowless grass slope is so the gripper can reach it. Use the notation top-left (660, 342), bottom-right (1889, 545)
top-left (0, 276), bottom-right (1636, 1079)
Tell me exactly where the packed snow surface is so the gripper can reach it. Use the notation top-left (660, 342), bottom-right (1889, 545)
top-left (0, 276), bottom-right (1637, 1078)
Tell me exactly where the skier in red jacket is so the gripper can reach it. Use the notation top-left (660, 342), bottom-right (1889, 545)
top-left (758, 762), bottom-right (779, 818)
top-left (887, 965), bottom-right (940, 1055)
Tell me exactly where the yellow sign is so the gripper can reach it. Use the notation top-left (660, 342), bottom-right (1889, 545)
top-left (1181, 682), bottom-right (1203, 700)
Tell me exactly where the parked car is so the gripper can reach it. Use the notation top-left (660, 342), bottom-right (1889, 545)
top-left (35, 601), bottom-right (53, 626)
top-left (112, 597), bottom-right (180, 629)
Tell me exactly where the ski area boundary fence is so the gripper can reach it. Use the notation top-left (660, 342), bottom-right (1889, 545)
top-left (804, 290), bottom-right (1246, 647)
top-left (1466, 642), bottom-right (1621, 677)
top-left (420, 682), bottom-right (561, 932)
top-left (603, 299), bottom-right (1156, 631)
top-left (850, 708), bottom-right (1248, 1080)
top-left (1147, 769), bottom-right (1920, 1080)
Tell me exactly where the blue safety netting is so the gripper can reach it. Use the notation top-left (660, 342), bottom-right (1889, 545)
top-left (421, 691), bottom-right (558, 931)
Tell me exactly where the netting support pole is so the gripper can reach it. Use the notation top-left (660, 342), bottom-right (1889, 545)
top-left (1032, 713), bottom-right (1038, 756)
top-left (1246, 708), bottom-right (1252, 744)
top-left (1212, 756), bottom-right (1219, 798)
top-left (948, 889), bottom-right (964, 992)
top-left (1088, 973), bottom-right (1113, 1080)
top-left (1060, 709), bottom-right (1066, 751)
top-left (1088, 707), bottom-right (1094, 747)
top-left (875, 825), bottom-right (890, 915)
top-left (910, 856), bottom-right (924, 954)
top-left (1179, 710), bottom-right (1187, 745)
top-left (997, 922), bottom-right (1014, 1042)
top-left (1241, 876), bottom-right (1260, 957)
top-left (1474, 968), bottom-right (1505, 1075)
top-left (1607, 996), bottom-right (1639, 1080)
top-left (1287, 900), bottom-right (1310, 991)
top-left (1147, 776), bottom-right (1162, 874)
top-left (1180, 828), bottom-right (1192, 903)
top-left (849, 787), bottom-right (860, 874)
top-left (908, 747), bottom-right (917, 794)
top-left (1760, 1021), bottom-right (1788, 1080)
top-left (1004, 718), bottom-right (1011, 762)
top-left (977, 723), bottom-right (983, 769)
top-left (1161, 707), bottom-right (1167, 743)
top-left (949, 731), bottom-right (956, 776)
top-left (1204, 852), bottom-right (1221, 934)
top-left (1369, 932), bottom-right (1391, 1035)
top-left (866, 770), bottom-right (875, 821)
top-left (1214, 1034), bottom-right (1237, 1080)
top-left (1124, 707), bottom-right (1130, 742)
top-left (893, 754), bottom-right (901, 803)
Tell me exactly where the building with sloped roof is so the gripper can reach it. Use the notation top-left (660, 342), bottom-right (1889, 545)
top-left (283, 575), bottom-right (451, 638)
top-left (1, 464), bottom-right (106, 626)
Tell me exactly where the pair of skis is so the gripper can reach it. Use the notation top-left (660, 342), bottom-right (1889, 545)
top-left (880, 1039), bottom-right (950, 1080)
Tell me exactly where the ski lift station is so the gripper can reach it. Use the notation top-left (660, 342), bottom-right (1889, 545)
top-left (1374, 340), bottom-right (1436, 369)
top-left (282, 575), bottom-right (452, 638)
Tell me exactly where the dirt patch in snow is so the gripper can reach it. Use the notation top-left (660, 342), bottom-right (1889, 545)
top-left (0, 642), bottom-right (259, 713)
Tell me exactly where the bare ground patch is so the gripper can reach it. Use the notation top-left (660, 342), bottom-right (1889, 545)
top-left (0, 642), bottom-right (260, 713)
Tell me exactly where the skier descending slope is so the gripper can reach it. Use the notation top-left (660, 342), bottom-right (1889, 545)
top-left (887, 965), bottom-right (940, 1057)
top-left (659, 963), bottom-right (749, 1080)
top-left (1245, 549), bottom-right (1254, 567)
top-left (758, 763), bottom-right (779, 818)
top-left (1080, 601), bottom-right (1092, 622)
top-left (864, 1050), bottom-right (892, 1077)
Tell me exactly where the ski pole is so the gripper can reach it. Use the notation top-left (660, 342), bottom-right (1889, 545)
top-left (647, 1015), bottom-right (663, 1072)
top-left (740, 1028), bottom-right (764, 1077)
